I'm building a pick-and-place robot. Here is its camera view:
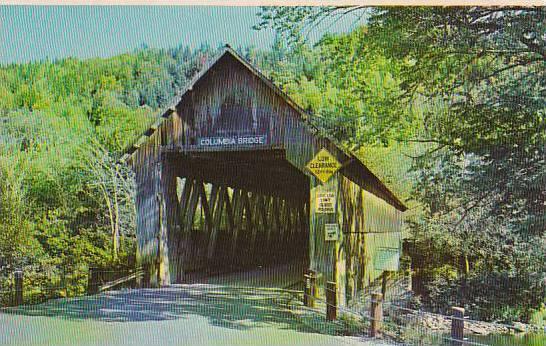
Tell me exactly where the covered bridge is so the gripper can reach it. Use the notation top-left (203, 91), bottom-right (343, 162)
top-left (122, 46), bottom-right (406, 305)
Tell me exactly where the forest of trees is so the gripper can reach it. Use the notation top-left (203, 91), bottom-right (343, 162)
top-left (0, 44), bottom-right (220, 299)
top-left (0, 6), bottom-right (544, 326)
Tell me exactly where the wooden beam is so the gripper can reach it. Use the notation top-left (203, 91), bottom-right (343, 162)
top-left (249, 193), bottom-right (260, 257)
top-left (184, 180), bottom-right (200, 232)
top-left (171, 157), bottom-right (309, 202)
top-left (163, 148), bottom-right (286, 162)
top-left (258, 196), bottom-right (272, 263)
top-left (197, 182), bottom-right (213, 236)
top-left (259, 195), bottom-right (269, 232)
top-left (224, 188), bottom-right (235, 234)
top-left (230, 189), bottom-right (244, 258)
top-left (242, 191), bottom-right (253, 235)
top-left (208, 185), bottom-right (220, 217)
top-left (178, 178), bottom-right (193, 230)
top-left (280, 199), bottom-right (290, 240)
top-left (272, 197), bottom-right (282, 256)
top-left (207, 186), bottom-right (226, 260)
top-left (264, 196), bottom-right (273, 251)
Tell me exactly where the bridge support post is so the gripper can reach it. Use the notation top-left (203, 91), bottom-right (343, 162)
top-left (381, 271), bottom-right (389, 300)
top-left (451, 307), bottom-right (465, 346)
top-left (326, 281), bottom-right (337, 321)
top-left (14, 270), bottom-right (23, 306)
top-left (369, 292), bottom-right (383, 337)
top-left (87, 267), bottom-right (99, 295)
top-left (304, 270), bottom-right (317, 308)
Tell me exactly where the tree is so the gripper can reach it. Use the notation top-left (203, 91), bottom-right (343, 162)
top-left (257, 6), bottom-right (546, 321)
top-left (364, 13), bottom-right (545, 308)
top-left (0, 43), bottom-right (223, 298)
top-left (256, 20), bottom-right (411, 149)
top-left (0, 159), bottom-right (36, 270)
top-left (80, 140), bottom-right (136, 263)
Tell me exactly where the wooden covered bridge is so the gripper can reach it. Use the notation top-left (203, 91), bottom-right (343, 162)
top-left (122, 46), bottom-right (406, 306)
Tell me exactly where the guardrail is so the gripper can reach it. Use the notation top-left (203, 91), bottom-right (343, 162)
top-left (297, 270), bottom-right (541, 346)
top-left (98, 268), bottom-right (144, 292)
top-left (1, 266), bottom-right (142, 308)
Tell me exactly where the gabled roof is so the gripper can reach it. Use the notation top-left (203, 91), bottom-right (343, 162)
top-left (121, 45), bottom-right (407, 211)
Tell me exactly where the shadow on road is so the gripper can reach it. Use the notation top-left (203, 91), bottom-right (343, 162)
top-left (0, 263), bottom-right (351, 337)
top-left (4, 286), bottom-right (275, 323)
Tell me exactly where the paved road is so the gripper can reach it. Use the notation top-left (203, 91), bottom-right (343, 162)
top-left (0, 264), bottom-right (391, 346)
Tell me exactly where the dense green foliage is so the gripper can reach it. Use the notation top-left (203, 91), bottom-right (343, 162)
top-left (0, 44), bottom-right (221, 300)
top-left (257, 6), bottom-right (545, 323)
top-left (1, 7), bottom-right (544, 326)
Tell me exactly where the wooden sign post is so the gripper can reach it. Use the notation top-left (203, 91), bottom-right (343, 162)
top-left (307, 148), bottom-right (343, 314)
top-left (326, 281), bottom-right (337, 320)
top-left (14, 270), bottom-right (23, 306)
top-left (451, 307), bottom-right (465, 346)
top-left (370, 292), bottom-right (383, 337)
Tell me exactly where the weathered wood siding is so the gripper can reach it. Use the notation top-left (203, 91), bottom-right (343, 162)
top-left (131, 111), bottom-right (182, 286)
top-left (128, 49), bottom-right (405, 295)
top-left (169, 55), bottom-right (281, 148)
top-left (337, 175), bottom-right (403, 305)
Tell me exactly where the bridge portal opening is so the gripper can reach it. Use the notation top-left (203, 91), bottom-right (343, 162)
top-left (164, 149), bottom-right (310, 284)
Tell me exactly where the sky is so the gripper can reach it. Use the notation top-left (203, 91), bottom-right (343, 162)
top-left (0, 6), bottom-right (367, 64)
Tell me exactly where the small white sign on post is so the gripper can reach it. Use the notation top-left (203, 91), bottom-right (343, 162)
top-left (324, 223), bottom-right (340, 241)
top-left (316, 192), bottom-right (336, 214)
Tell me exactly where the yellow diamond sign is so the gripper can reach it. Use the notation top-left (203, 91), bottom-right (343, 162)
top-left (306, 148), bottom-right (342, 183)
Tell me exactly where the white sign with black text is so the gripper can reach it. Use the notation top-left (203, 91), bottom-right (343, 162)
top-left (197, 135), bottom-right (267, 147)
top-left (316, 192), bottom-right (336, 214)
top-left (324, 223), bottom-right (340, 241)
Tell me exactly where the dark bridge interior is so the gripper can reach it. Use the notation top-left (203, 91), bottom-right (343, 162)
top-left (164, 149), bottom-right (310, 283)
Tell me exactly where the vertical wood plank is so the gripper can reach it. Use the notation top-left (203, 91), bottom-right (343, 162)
top-left (249, 193), bottom-right (260, 258)
top-left (197, 182), bottom-right (213, 233)
top-left (178, 178), bottom-right (193, 230)
top-left (184, 180), bottom-right (200, 231)
top-left (264, 196), bottom-right (274, 261)
top-left (272, 197), bottom-right (282, 260)
top-left (224, 188), bottom-right (235, 233)
top-left (230, 189), bottom-right (244, 259)
top-left (207, 186), bottom-right (226, 260)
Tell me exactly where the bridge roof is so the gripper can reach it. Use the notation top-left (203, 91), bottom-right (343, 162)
top-left (121, 45), bottom-right (407, 211)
